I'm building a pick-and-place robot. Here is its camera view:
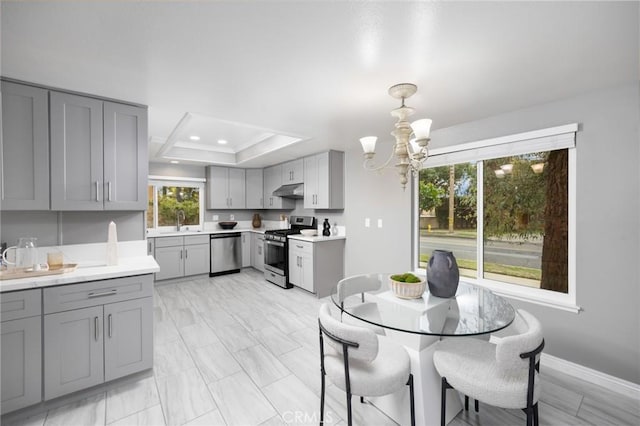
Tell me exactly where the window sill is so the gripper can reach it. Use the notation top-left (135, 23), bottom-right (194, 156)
top-left (461, 278), bottom-right (581, 313)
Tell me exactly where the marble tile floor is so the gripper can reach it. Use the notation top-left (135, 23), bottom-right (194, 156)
top-left (2, 269), bottom-right (639, 426)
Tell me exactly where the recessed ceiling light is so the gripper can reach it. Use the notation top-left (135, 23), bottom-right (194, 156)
top-left (189, 135), bottom-right (200, 141)
top-left (170, 160), bottom-right (180, 164)
top-left (217, 139), bottom-right (228, 145)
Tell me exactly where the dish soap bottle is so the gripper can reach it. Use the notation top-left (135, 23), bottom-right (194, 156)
top-left (322, 218), bottom-right (331, 236)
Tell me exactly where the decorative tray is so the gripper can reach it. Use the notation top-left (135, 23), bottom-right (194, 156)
top-left (0, 264), bottom-right (79, 281)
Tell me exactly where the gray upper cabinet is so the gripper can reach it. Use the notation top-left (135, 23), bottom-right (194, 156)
top-left (1, 81), bottom-right (50, 210)
top-left (206, 166), bottom-right (246, 209)
top-left (245, 168), bottom-right (264, 209)
top-left (304, 150), bottom-right (344, 209)
top-left (50, 91), bottom-right (104, 210)
top-left (282, 159), bottom-right (303, 184)
top-left (50, 91), bottom-right (147, 211)
top-left (103, 102), bottom-right (148, 210)
top-left (263, 164), bottom-right (295, 210)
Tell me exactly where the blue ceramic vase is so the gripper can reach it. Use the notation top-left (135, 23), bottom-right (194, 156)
top-left (427, 250), bottom-right (460, 298)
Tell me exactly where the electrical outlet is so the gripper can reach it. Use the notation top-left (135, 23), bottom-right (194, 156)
top-left (365, 218), bottom-right (370, 227)
top-left (230, 214), bottom-right (235, 220)
top-left (377, 219), bottom-right (383, 228)
top-left (213, 215), bottom-right (219, 221)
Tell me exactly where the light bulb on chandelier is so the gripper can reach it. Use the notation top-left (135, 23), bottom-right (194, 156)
top-left (360, 83), bottom-right (432, 190)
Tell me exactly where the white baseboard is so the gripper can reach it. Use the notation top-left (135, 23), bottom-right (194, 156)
top-left (541, 353), bottom-right (640, 399)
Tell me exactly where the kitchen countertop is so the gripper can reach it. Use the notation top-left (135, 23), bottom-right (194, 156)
top-left (288, 234), bottom-right (346, 243)
top-left (0, 255), bottom-right (159, 293)
top-left (147, 227), bottom-right (266, 237)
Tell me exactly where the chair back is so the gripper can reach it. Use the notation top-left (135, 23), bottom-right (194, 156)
top-left (318, 303), bottom-right (378, 362)
top-left (496, 309), bottom-right (544, 373)
top-left (336, 274), bottom-right (385, 303)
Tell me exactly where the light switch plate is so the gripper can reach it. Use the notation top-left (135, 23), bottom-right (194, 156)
top-left (213, 215), bottom-right (219, 220)
top-left (377, 219), bottom-right (383, 228)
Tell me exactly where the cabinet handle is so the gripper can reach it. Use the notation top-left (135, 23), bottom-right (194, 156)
top-left (296, 244), bottom-right (304, 249)
top-left (229, 197), bottom-right (232, 207)
top-left (148, 241), bottom-right (152, 253)
top-left (88, 289), bottom-right (117, 298)
top-left (108, 313), bottom-right (112, 338)
top-left (258, 246), bottom-right (262, 255)
top-left (185, 249), bottom-right (188, 259)
top-left (108, 181), bottom-right (112, 202)
top-left (260, 197), bottom-right (263, 207)
top-left (180, 249), bottom-right (183, 259)
top-left (94, 316), bottom-right (99, 341)
top-left (96, 181), bottom-right (100, 202)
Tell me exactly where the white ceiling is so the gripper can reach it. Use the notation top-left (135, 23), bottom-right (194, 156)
top-left (2, 1), bottom-right (638, 168)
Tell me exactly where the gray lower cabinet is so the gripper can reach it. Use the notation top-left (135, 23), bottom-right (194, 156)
top-left (241, 232), bottom-right (251, 268)
top-left (251, 233), bottom-right (265, 272)
top-left (50, 91), bottom-right (147, 211)
top-left (0, 81), bottom-right (50, 210)
top-left (43, 275), bottom-right (153, 400)
top-left (1, 289), bottom-right (43, 414)
top-left (44, 305), bottom-right (104, 399)
top-left (287, 238), bottom-right (345, 298)
top-left (154, 235), bottom-right (209, 280)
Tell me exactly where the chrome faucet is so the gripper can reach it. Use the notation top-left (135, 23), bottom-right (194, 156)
top-left (176, 210), bottom-right (185, 231)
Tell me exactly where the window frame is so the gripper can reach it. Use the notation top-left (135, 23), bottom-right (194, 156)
top-left (413, 125), bottom-right (580, 313)
top-left (148, 176), bottom-right (205, 232)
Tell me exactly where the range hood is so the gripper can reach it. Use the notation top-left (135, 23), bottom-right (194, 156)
top-left (273, 183), bottom-right (304, 199)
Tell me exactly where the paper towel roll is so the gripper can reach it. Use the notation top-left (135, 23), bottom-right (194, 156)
top-left (107, 221), bottom-right (118, 265)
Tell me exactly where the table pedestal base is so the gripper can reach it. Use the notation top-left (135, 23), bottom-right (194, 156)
top-left (369, 332), bottom-right (462, 426)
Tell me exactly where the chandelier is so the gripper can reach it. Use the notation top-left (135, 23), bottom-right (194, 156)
top-left (360, 83), bottom-right (432, 190)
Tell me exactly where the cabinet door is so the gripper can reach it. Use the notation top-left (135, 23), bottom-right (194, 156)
top-left (154, 246), bottom-right (184, 280)
top-left (1, 316), bottom-right (42, 414)
top-left (50, 91), bottom-right (104, 210)
top-left (245, 168), bottom-right (264, 209)
top-left (103, 102), bottom-right (148, 210)
top-left (184, 243), bottom-right (210, 276)
top-left (44, 305), bottom-right (104, 400)
top-left (288, 249), bottom-right (302, 287)
top-left (104, 297), bottom-right (153, 381)
top-left (251, 234), bottom-right (265, 272)
top-left (303, 155), bottom-right (318, 209)
top-left (227, 168), bottom-right (246, 208)
top-left (0, 81), bottom-right (50, 210)
top-left (282, 159), bottom-right (303, 184)
top-left (299, 252), bottom-right (314, 293)
top-left (206, 166), bottom-right (229, 209)
top-left (241, 233), bottom-right (251, 268)
top-left (263, 165), bottom-right (280, 209)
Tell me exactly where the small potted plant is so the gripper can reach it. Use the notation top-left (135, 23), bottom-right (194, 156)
top-left (389, 272), bottom-right (426, 299)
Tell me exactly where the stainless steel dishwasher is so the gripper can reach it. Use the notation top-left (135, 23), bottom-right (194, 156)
top-left (209, 232), bottom-right (242, 276)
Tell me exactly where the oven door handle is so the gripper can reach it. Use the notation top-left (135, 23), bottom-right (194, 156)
top-left (265, 240), bottom-right (285, 248)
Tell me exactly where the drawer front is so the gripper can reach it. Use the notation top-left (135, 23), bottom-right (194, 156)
top-left (154, 236), bottom-right (184, 248)
top-left (290, 240), bottom-right (313, 255)
top-left (1, 289), bottom-right (42, 321)
top-left (184, 234), bottom-right (209, 245)
top-left (44, 275), bottom-right (153, 314)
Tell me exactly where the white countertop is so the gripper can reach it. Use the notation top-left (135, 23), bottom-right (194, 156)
top-left (0, 256), bottom-right (159, 292)
top-left (0, 240), bottom-right (159, 292)
top-left (147, 227), bottom-right (266, 237)
top-left (288, 234), bottom-right (346, 243)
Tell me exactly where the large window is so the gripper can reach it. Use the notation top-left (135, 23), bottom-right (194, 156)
top-left (147, 179), bottom-right (204, 231)
top-left (415, 125), bottom-right (577, 311)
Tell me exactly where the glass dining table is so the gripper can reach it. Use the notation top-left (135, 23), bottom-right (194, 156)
top-left (330, 273), bottom-right (516, 426)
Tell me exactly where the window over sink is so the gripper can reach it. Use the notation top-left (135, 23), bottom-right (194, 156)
top-left (147, 179), bottom-right (204, 232)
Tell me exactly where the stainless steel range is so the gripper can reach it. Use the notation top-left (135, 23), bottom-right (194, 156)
top-left (263, 215), bottom-right (316, 288)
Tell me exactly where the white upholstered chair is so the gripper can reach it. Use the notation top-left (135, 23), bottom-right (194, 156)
top-left (335, 274), bottom-right (386, 335)
top-left (318, 303), bottom-right (415, 426)
top-left (433, 309), bottom-right (545, 426)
